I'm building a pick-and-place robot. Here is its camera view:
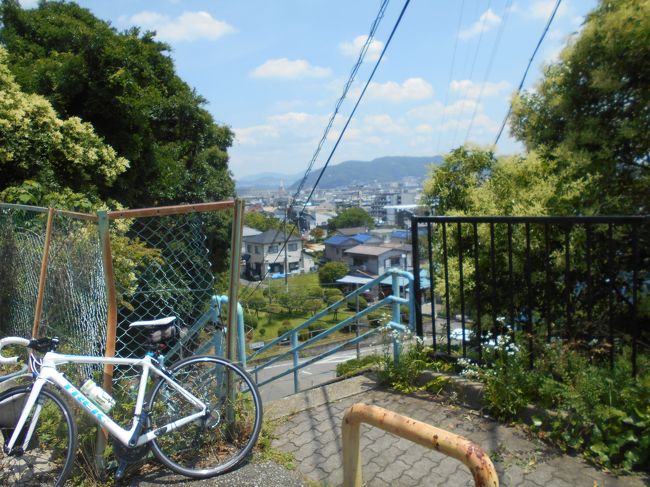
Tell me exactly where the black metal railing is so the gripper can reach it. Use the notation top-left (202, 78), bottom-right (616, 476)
top-left (410, 216), bottom-right (649, 376)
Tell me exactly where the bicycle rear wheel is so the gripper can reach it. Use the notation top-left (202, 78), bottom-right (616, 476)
top-left (0, 386), bottom-right (77, 487)
top-left (148, 355), bottom-right (262, 478)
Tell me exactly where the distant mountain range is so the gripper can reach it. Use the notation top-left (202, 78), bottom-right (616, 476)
top-left (236, 156), bottom-right (442, 191)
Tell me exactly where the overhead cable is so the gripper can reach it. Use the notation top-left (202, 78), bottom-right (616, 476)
top-left (494, 0), bottom-right (563, 145)
top-left (240, 0), bottom-right (395, 302)
top-left (450, 0), bottom-right (494, 148)
top-left (464, 0), bottom-right (513, 143)
top-left (435, 0), bottom-right (466, 156)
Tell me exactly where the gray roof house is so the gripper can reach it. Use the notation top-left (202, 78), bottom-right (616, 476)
top-left (243, 230), bottom-right (304, 280)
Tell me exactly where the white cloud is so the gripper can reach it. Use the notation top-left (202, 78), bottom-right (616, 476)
top-left (251, 58), bottom-right (331, 79)
top-left (122, 11), bottom-right (235, 42)
top-left (235, 111), bottom-right (336, 146)
top-left (459, 9), bottom-right (501, 40)
top-left (528, 1), bottom-right (568, 20)
top-left (362, 114), bottom-right (406, 134)
top-left (339, 35), bottom-right (384, 62)
top-left (407, 99), bottom-right (479, 119)
top-left (234, 125), bottom-right (279, 145)
top-left (363, 78), bottom-right (433, 102)
top-left (450, 80), bottom-right (511, 99)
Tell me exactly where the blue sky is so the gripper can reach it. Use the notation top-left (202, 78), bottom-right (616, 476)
top-left (21, 0), bottom-right (598, 179)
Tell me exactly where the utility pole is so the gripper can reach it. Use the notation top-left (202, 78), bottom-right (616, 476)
top-left (284, 204), bottom-right (289, 292)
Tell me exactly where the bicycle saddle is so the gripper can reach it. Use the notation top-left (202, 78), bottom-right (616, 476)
top-left (129, 317), bottom-right (178, 345)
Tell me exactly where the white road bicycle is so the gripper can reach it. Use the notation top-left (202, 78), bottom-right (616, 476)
top-left (0, 318), bottom-right (263, 486)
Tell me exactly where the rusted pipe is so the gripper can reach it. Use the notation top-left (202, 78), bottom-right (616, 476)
top-left (342, 403), bottom-right (499, 487)
top-left (32, 207), bottom-right (55, 339)
top-left (107, 200), bottom-right (235, 219)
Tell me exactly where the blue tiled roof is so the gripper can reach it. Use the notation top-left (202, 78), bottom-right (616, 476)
top-left (353, 233), bottom-right (372, 243)
top-left (325, 233), bottom-right (372, 246)
top-left (324, 235), bottom-right (349, 246)
top-left (391, 230), bottom-right (409, 239)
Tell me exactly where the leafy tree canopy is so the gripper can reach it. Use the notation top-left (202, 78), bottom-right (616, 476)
top-left (509, 0), bottom-right (650, 214)
top-left (0, 46), bottom-right (128, 209)
top-left (0, 0), bottom-right (234, 208)
top-left (318, 261), bottom-right (349, 287)
top-left (244, 212), bottom-right (282, 232)
top-left (328, 207), bottom-right (374, 231)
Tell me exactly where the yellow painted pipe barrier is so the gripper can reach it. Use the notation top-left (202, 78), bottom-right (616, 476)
top-left (342, 403), bottom-right (499, 487)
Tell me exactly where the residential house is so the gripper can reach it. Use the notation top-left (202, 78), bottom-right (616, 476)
top-left (243, 230), bottom-right (303, 280)
top-left (323, 233), bottom-right (380, 262)
top-left (343, 245), bottom-right (407, 275)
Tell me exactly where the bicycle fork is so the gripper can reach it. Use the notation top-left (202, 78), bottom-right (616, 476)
top-left (2, 379), bottom-right (46, 455)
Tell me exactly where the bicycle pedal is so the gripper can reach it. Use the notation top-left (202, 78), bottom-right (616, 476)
top-left (115, 462), bottom-right (127, 481)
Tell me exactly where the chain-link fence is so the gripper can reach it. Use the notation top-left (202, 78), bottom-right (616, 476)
top-left (0, 205), bottom-right (47, 340)
top-left (0, 201), bottom-right (242, 388)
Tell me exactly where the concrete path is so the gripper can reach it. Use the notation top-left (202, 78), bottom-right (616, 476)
top-left (269, 377), bottom-right (649, 487)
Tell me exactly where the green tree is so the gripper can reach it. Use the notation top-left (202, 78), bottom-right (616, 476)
top-left (327, 207), bottom-right (374, 231)
top-left (324, 288), bottom-right (344, 320)
top-left (244, 212), bottom-right (282, 232)
top-left (310, 227), bottom-right (325, 242)
top-left (509, 0), bottom-right (650, 214)
top-left (0, 47), bottom-right (128, 207)
top-left (318, 262), bottom-right (349, 287)
top-left (0, 0), bottom-right (234, 208)
top-left (421, 146), bottom-right (496, 215)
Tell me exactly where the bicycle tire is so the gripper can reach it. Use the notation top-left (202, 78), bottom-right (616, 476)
top-left (148, 355), bottom-right (263, 478)
top-left (0, 385), bottom-right (77, 487)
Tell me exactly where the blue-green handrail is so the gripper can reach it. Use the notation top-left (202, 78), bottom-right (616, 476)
top-left (248, 269), bottom-right (415, 394)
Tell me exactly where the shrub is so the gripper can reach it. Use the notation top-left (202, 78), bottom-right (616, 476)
top-left (346, 295), bottom-right (368, 311)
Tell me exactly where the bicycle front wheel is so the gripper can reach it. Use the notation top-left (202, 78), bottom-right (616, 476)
top-left (0, 386), bottom-right (77, 487)
top-left (148, 355), bottom-right (262, 478)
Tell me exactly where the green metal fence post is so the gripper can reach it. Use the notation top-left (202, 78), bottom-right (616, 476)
top-left (392, 270), bottom-right (402, 365)
top-left (292, 331), bottom-right (300, 393)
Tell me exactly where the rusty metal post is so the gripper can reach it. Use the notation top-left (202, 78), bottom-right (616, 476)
top-left (95, 210), bottom-right (118, 472)
top-left (227, 198), bottom-right (244, 362)
top-left (342, 403), bottom-right (499, 487)
top-left (31, 208), bottom-right (55, 339)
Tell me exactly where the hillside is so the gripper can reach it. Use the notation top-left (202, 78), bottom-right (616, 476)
top-left (287, 155), bottom-right (442, 189)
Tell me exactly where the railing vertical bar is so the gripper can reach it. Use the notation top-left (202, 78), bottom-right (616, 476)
top-left (291, 331), bottom-right (300, 394)
top-left (525, 222), bottom-right (533, 369)
top-left (427, 222), bottom-right (437, 350)
top-left (564, 225), bottom-right (572, 339)
top-left (631, 224), bottom-right (639, 377)
top-left (442, 223), bottom-right (451, 354)
top-left (544, 223), bottom-right (551, 342)
top-left (489, 223), bottom-right (498, 337)
top-left (608, 223), bottom-right (615, 369)
top-left (411, 217), bottom-right (423, 338)
top-left (457, 222), bottom-right (467, 357)
top-left (507, 223), bottom-right (514, 332)
top-left (585, 224), bottom-right (593, 323)
top-left (473, 222), bottom-right (482, 362)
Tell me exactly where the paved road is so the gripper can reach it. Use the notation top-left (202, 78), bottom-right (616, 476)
top-left (254, 342), bottom-right (384, 402)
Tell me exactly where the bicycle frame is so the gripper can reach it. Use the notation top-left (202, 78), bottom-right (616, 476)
top-left (5, 352), bottom-right (207, 453)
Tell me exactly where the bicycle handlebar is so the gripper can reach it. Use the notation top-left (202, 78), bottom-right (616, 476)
top-left (0, 337), bottom-right (30, 364)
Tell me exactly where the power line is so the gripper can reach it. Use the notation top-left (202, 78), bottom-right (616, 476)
top-left (240, 0), bottom-right (399, 302)
top-left (464, 0), bottom-right (513, 143)
top-left (288, 0), bottom-right (391, 206)
top-left (435, 0), bottom-right (466, 156)
top-left (450, 0), bottom-right (494, 149)
top-left (494, 0), bottom-right (563, 145)
top-left (299, 0), bottom-right (412, 213)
